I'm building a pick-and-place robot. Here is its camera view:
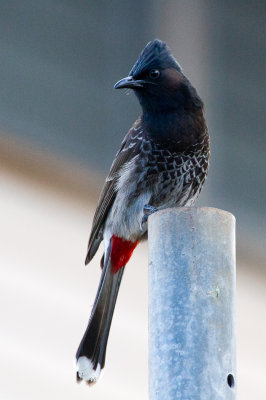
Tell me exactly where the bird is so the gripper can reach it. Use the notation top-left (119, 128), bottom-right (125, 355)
top-left (76, 39), bottom-right (210, 385)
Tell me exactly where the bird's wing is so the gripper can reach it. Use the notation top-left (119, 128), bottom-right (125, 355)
top-left (85, 119), bottom-right (143, 265)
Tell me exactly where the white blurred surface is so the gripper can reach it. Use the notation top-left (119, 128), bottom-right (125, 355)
top-left (0, 165), bottom-right (265, 399)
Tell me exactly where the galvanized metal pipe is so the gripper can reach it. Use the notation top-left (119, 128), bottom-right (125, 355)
top-left (148, 207), bottom-right (236, 400)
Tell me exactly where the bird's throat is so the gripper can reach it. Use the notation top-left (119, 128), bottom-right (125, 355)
top-left (141, 104), bottom-right (206, 151)
top-left (142, 110), bottom-right (179, 136)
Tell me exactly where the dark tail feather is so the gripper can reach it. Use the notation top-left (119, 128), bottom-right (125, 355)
top-left (76, 242), bottom-right (124, 384)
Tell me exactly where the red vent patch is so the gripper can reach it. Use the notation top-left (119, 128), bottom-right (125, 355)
top-left (110, 235), bottom-right (139, 274)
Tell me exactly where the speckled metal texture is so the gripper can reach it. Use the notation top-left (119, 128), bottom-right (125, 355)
top-left (148, 207), bottom-right (236, 400)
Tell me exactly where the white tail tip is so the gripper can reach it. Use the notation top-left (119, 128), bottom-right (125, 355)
top-left (76, 356), bottom-right (101, 385)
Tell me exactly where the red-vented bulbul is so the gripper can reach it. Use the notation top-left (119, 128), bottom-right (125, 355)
top-left (76, 39), bottom-right (210, 384)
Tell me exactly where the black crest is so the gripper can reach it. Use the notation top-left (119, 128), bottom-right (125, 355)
top-left (129, 39), bottom-right (182, 78)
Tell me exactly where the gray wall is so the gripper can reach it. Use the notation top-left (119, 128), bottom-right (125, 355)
top-left (206, 1), bottom-right (266, 251)
top-left (0, 0), bottom-right (151, 168)
top-left (0, 1), bottom-right (265, 254)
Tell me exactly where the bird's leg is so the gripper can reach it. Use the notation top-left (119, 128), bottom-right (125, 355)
top-left (140, 204), bottom-right (158, 231)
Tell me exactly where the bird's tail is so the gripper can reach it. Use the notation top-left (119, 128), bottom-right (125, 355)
top-left (76, 242), bottom-right (124, 385)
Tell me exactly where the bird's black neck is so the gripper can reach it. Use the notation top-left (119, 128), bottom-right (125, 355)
top-left (141, 107), bottom-right (207, 150)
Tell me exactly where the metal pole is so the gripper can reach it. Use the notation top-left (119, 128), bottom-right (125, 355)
top-left (148, 207), bottom-right (236, 400)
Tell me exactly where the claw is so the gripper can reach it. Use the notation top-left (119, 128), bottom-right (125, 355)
top-left (140, 204), bottom-right (158, 231)
top-left (140, 214), bottom-right (148, 231)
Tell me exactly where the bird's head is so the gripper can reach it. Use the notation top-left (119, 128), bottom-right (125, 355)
top-left (114, 39), bottom-right (198, 113)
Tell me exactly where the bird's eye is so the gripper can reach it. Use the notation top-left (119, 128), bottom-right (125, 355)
top-left (149, 69), bottom-right (160, 80)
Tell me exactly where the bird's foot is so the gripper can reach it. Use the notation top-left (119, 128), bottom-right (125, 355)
top-left (140, 204), bottom-right (158, 231)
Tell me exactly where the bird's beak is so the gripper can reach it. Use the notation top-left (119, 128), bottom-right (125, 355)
top-left (114, 76), bottom-right (144, 89)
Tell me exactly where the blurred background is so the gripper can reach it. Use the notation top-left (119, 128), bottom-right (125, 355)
top-left (0, 1), bottom-right (265, 399)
